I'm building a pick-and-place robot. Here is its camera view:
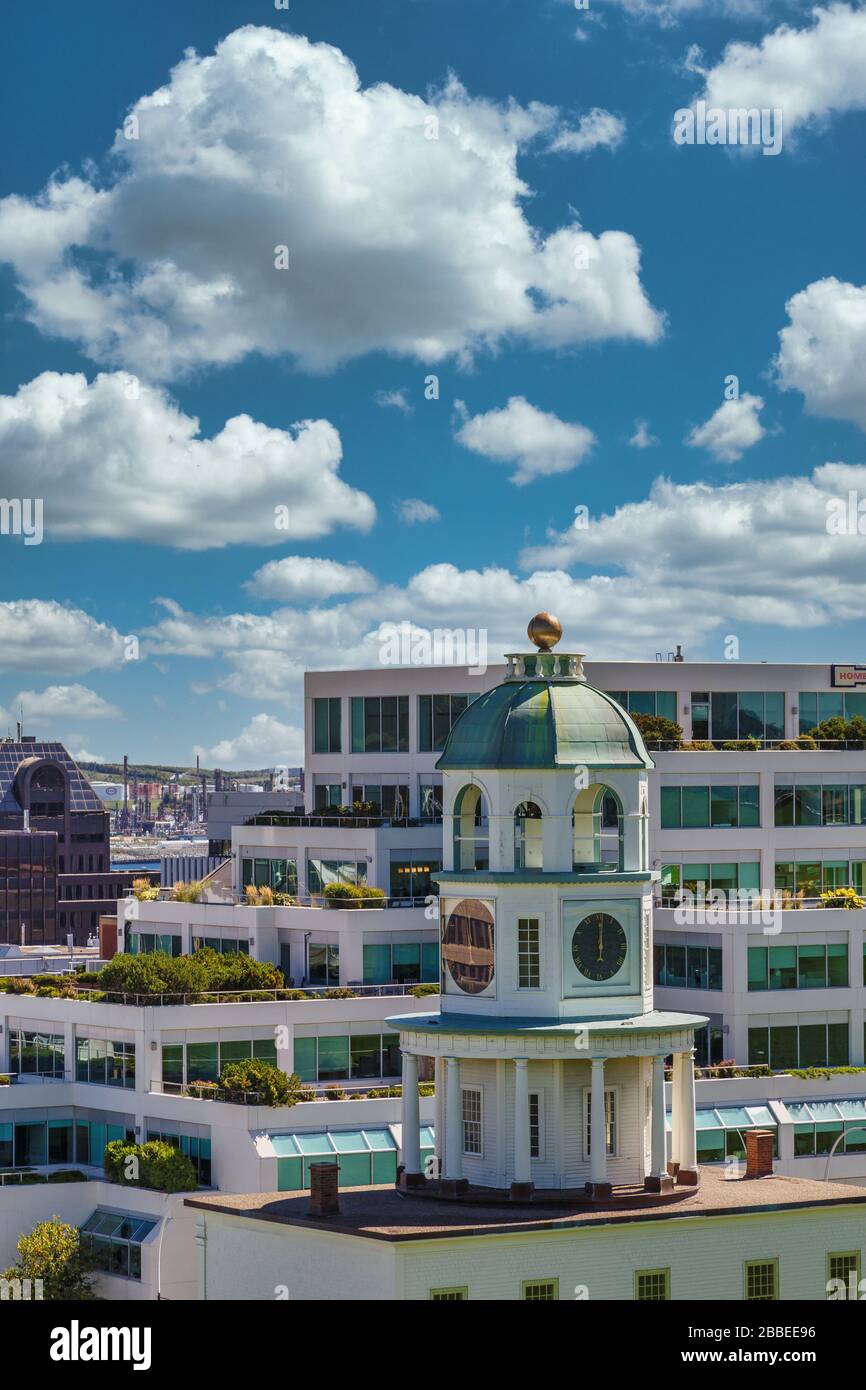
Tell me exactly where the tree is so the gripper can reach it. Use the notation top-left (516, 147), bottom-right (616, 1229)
top-left (1, 1216), bottom-right (95, 1300)
top-left (630, 712), bottom-right (683, 747)
top-left (218, 1059), bottom-right (302, 1106)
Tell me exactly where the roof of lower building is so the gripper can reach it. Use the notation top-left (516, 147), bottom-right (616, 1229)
top-left (185, 1168), bottom-right (866, 1243)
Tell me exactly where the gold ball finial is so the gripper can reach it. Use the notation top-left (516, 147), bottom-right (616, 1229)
top-left (527, 612), bottom-right (562, 651)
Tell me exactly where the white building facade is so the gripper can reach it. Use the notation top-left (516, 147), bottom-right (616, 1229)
top-left (306, 655), bottom-right (866, 1072)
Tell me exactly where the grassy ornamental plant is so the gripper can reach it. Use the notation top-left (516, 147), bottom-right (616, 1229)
top-left (820, 887), bottom-right (866, 910)
top-left (132, 876), bottom-right (159, 901)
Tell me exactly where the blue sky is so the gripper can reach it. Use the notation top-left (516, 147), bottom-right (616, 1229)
top-left (1, 0), bottom-right (865, 766)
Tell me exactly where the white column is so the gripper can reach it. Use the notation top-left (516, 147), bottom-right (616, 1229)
top-left (513, 1058), bottom-right (531, 1187)
top-left (650, 1055), bottom-right (667, 1180)
top-left (0, 1014), bottom-right (9, 1073)
top-left (679, 1048), bottom-right (698, 1175)
top-left (669, 1051), bottom-right (682, 1168)
top-left (433, 1056), bottom-right (445, 1176)
top-left (400, 1051), bottom-right (421, 1176)
top-left (444, 1056), bottom-right (463, 1180)
top-left (589, 1057), bottom-right (608, 1187)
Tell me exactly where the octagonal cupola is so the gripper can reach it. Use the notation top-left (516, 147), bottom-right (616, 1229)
top-left (432, 615), bottom-right (657, 1023)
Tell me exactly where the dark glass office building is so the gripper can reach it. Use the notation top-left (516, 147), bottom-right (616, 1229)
top-left (0, 739), bottom-right (155, 946)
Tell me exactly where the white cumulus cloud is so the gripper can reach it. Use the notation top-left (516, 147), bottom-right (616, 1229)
top-left (0, 371), bottom-right (375, 548)
top-left (14, 684), bottom-right (121, 724)
top-left (775, 277), bottom-right (866, 431)
top-left (685, 392), bottom-right (765, 462)
top-left (395, 498), bottom-right (441, 525)
top-left (629, 419), bottom-right (658, 449)
top-left (245, 556), bottom-right (377, 602)
top-left (549, 108), bottom-right (626, 154)
top-left (695, 4), bottom-right (866, 142)
top-left (198, 713), bottom-right (304, 768)
top-left (0, 27), bottom-right (663, 379)
top-left (454, 396), bottom-right (596, 485)
top-left (0, 600), bottom-right (128, 674)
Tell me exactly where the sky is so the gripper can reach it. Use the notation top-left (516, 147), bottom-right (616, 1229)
top-left (0, 0), bottom-right (865, 768)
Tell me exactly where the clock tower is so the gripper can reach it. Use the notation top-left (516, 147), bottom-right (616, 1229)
top-left (389, 615), bottom-right (707, 1200)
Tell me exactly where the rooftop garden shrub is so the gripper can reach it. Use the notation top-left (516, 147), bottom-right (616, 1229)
top-left (409, 983), bottom-right (439, 997)
top-left (97, 947), bottom-right (283, 1002)
top-left (323, 987), bottom-right (358, 999)
top-left (217, 1061), bottom-right (304, 1106)
top-left (104, 1138), bottom-right (196, 1192)
top-left (721, 737), bottom-right (762, 751)
top-left (630, 713), bottom-right (683, 747)
top-left (0, 1075), bottom-right (10, 1086)
top-left (323, 882), bottom-right (386, 908)
top-left (789, 1066), bottom-right (866, 1080)
top-left (682, 740), bottom-right (715, 750)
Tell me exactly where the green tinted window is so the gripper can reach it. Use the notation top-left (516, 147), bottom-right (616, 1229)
top-left (660, 787), bottom-right (680, 829)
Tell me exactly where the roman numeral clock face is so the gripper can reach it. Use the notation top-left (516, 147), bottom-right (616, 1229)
top-left (571, 911), bottom-right (627, 983)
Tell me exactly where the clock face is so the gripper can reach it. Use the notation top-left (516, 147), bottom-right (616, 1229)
top-left (570, 912), bottom-right (627, 983)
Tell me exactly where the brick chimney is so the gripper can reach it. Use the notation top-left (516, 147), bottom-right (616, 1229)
top-left (309, 1161), bottom-right (340, 1216)
top-left (744, 1129), bottom-right (774, 1179)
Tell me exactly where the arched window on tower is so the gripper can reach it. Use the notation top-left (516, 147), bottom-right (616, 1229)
top-left (452, 785), bottom-right (490, 872)
top-left (513, 801), bottom-right (543, 871)
top-left (572, 785), bottom-right (623, 870)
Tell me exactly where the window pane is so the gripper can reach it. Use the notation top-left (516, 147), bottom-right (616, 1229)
top-left (682, 787), bottom-right (709, 828)
top-left (769, 1025), bottom-right (798, 1070)
top-left (660, 787), bottom-right (681, 829)
top-left (798, 945), bottom-right (826, 990)
top-left (738, 692), bottom-right (765, 738)
top-left (317, 1035), bottom-right (350, 1080)
top-left (774, 786), bottom-right (794, 827)
top-left (187, 1042), bottom-right (219, 1082)
top-left (710, 786), bottom-right (738, 828)
top-left (711, 692), bottom-right (738, 741)
top-left (768, 945), bottom-right (796, 990)
top-left (748, 947), bottom-right (768, 991)
top-left (796, 787), bottom-right (822, 827)
top-left (293, 1037), bottom-right (317, 1083)
top-left (739, 784), bottom-right (760, 827)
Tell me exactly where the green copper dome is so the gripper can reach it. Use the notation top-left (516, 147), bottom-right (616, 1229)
top-left (436, 680), bottom-right (654, 771)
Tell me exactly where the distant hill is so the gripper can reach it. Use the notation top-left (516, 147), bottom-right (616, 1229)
top-left (77, 760), bottom-right (298, 784)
